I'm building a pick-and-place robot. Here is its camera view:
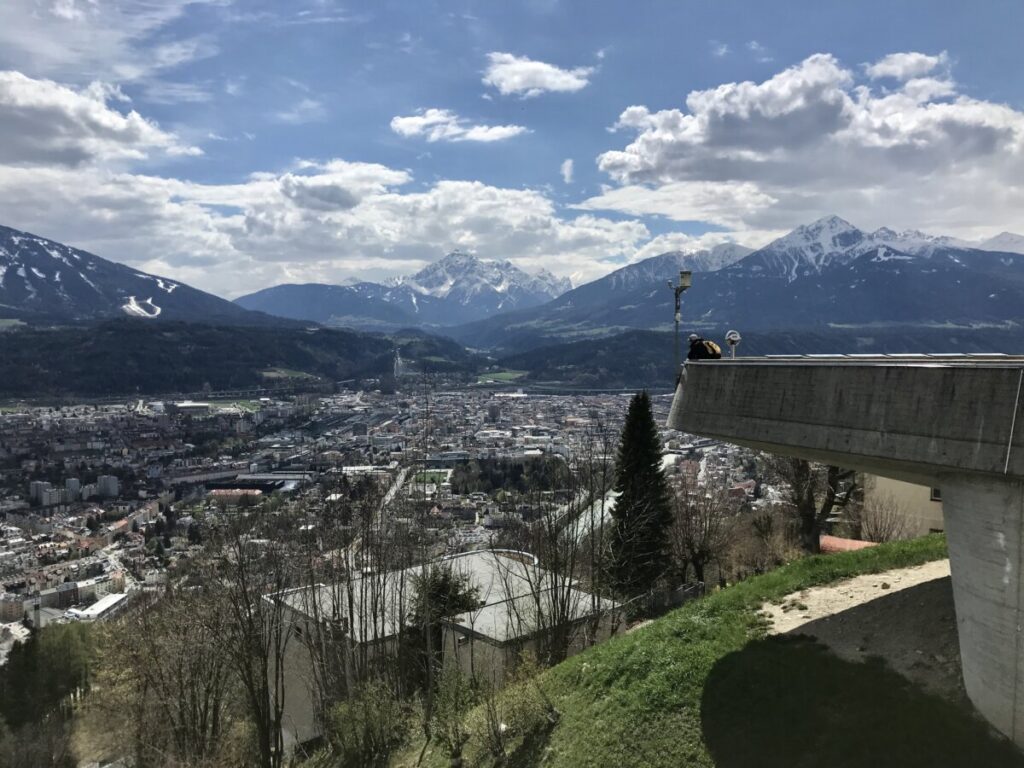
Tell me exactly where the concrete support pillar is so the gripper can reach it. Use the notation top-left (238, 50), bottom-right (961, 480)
top-left (943, 477), bottom-right (1024, 744)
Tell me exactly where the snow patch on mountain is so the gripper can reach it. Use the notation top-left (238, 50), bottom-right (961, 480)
top-left (122, 296), bottom-right (162, 318)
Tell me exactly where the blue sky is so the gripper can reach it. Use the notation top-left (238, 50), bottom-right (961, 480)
top-left (0, 0), bottom-right (1022, 296)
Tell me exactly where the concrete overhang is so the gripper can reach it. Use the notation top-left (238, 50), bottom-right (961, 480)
top-left (668, 355), bottom-right (1024, 486)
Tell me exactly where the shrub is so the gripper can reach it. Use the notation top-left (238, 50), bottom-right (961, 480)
top-left (325, 681), bottom-right (410, 768)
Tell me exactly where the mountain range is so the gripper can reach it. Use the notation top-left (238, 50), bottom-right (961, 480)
top-left (6, 216), bottom-right (1024, 371)
top-left (445, 216), bottom-right (1024, 350)
top-left (234, 251), bottom-right (572, 329)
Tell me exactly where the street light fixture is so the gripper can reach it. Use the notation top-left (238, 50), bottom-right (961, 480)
top-left (668, 270), bottom-right (693, 375)
top-left (725, 329), bottom-right (742, 359)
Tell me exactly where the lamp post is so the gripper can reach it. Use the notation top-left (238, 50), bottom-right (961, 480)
top-left (668, 270), bottom-right (693, 375)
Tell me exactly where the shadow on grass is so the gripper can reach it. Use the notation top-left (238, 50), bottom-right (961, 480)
top-left (505, 720), bottom-right (556, 768)
top-left (701, 634), bottom-right (1024, 768)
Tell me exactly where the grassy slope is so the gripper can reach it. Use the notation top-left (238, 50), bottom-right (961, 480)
top-left (403, 535), bottom-right (1024, 768)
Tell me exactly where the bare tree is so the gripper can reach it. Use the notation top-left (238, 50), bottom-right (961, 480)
top-left (93, 590), bottom-right (236, 766)
top-left (669, 476), bottom-right (738, 585)
top-left (488, 433), bottom-right (620, 671)
top-left (849, 480), bottom-right (907, 543)
top-left (768, 456), bottom-right (857, 553)
top-left (207, 511), bottom-right (297, 768)
top-left (291, 472), bottom-right (423, 743)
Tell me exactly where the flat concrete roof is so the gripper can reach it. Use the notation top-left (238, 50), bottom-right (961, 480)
top-left (671, 358), bottom-right (1024, 484)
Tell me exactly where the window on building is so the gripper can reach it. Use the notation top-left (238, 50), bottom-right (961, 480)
top-left (930, 488), bottom-right (942, 502)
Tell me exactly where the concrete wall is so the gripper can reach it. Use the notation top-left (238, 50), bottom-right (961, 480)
top-left (943, 477), bottom-right (1024, 743)
top-left (863, 475), bottom-right (944, 536)
top-left (670, 361), bottom-right (1024, 484)
top-left (441, 613), bottom-right (624, 686)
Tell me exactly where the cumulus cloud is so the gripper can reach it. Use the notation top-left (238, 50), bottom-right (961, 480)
top-left (865, 51), bottom-right (948, 80)
top-left (390, 108), bottom-right (527, 142)
top-left (560, 158), bottom-right (574, 184)
top-left (0, 156), bottom-right (649, 295)
top-left (590, 52), bottom-right (1024, 238)
top-left (482, 52), bottom-right (594, 97)
top-left (0, 70), bottom-right (200, 167)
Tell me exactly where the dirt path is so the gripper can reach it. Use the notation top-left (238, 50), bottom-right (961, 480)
top-left (759, 559), bottom-right (965, 701)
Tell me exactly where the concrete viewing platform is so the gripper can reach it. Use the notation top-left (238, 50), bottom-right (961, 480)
top-left (668, 353), bottom-right (1024, 748)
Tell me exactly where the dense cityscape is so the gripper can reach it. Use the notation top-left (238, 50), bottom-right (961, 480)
top-left (0, 379), bottom-right (763, 635)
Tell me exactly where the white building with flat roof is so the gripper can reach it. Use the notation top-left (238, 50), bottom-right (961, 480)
top-left (66, 592), bottom-right (128, 622)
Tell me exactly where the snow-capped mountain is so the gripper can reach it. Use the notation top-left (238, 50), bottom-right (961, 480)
top-left (867, 226), bottom-right (972, 255)
top-left (402, 250), bottom-right (570, 308)
top-left (601, 244), bottom-right (753, 292)
top-left (978, 232), bottom-right (1024, 255)
top-left (446, 215), bottom-right (1024, 350)
top-left (724, 215), bottom-right (1017, 281)
top-left (236, 251), bottom-right (574, 328)
top-left (0, 224), bottom-right (284, 326)
top-left (734, 215), bottom-right (869, 281)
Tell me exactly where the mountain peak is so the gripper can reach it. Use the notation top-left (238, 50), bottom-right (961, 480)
top-left (805, 214), bottom-right (858, 232)
top-left (401, 250), bottom-right (570, 309)
top-left (438, 249), bottom-right (478, 266)
top-left (978, 232), bottom-right (1024, 255)
top-left (742, 215), bottom-right (867, 280)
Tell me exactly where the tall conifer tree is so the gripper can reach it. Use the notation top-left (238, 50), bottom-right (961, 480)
top-left (610, 391), bottom-right (672, 597)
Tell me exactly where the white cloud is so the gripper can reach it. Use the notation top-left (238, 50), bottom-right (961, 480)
top-left (0, 1), bottom-right (225, 82)
top-left (482, 52), bottom-right (594, 97)
top-left (866, 51), bottom-right (948, 80)
top-left (390, 108), bottom-right (527, 143)
top-left (710, 41), bottom-right (730, 58)
top-left (142, 81), bottom-right (213, 104)
top-left (592, 52), bottom-right (1024, 238)
top-left (577, 182), bottom-right (776, 229)
top-left (273, 98), bottom-right (327, 124)
top-left (560, 158), bottom-right (574, 184)
top-left (746, 40), bottom-right (773, 63)
top-left (0, 70), bottom-right (200, 167)
top-left (0, 155), bottom-right (650, 295)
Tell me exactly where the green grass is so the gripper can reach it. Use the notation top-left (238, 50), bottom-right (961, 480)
top-left (477, 369), bottom-right (527, 383)
top-left (412, 470), bottom-right (450, 485)
top-left (400, 535), bottom-right (1024, 768)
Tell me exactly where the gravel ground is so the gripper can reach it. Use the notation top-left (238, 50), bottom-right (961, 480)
top-left (760, 558), bottom-right (965, 702)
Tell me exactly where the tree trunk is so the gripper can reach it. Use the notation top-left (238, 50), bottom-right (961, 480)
top-left (799, 514), bottom-right (821, 554)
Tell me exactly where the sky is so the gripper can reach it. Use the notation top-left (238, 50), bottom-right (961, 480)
top-left (1, 0), bottom-right (1023, 298)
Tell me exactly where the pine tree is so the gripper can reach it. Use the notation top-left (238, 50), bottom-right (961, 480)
top-left (610, 391), bottom-right (672, 597)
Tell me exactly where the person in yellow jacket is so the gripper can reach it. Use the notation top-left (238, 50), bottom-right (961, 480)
top-left (686, 334), bottom-right (722, 361)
